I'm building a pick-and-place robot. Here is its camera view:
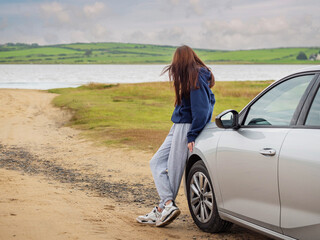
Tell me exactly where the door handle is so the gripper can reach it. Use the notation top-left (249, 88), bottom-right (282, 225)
top-left (259, 148), bottom-right (276, 156)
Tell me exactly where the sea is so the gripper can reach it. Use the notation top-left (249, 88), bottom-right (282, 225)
top-left (0, 64), bottom-right (315, 90)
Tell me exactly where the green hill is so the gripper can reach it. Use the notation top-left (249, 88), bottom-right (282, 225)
top-left (0, 42), bottom-right (319, 64)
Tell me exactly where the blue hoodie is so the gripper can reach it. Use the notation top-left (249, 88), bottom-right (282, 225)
top-left (171, 67), bottom-right (215, 143)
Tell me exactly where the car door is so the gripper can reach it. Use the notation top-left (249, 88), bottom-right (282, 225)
top-left (216, 74), bottom-right (316, 232)
top-left (279, 75), bottom-right (320, 240)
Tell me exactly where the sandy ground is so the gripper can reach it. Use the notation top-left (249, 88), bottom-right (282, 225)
top-left (0, 89), bottom-right (270, 240)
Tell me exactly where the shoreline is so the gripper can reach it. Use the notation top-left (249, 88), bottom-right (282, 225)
top-left (0, 79), bottom-right (275, 92)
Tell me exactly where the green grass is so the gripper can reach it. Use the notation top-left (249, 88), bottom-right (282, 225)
top-left (197, 48), bottom-right (320, 64)
top-left (48, 81), bottom-right (272, 151)
top-left (1, 42), bottom-right (319, 64)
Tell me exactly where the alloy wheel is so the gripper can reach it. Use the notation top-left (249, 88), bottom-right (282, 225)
top-left (189, 171), bottom-right (214, 223)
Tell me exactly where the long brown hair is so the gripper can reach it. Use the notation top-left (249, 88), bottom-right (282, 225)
top-left (162, 45), bottom-right (215, 106)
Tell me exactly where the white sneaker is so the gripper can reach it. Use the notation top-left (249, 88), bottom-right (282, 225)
top-left (156, 201), bottom-right (180, 227)
top-left (136, 207), bottom-right (161, 225)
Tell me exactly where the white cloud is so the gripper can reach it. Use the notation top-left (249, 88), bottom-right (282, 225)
top-left (91, 24), bottom-right (108, 38)
top-left (155, 27), bottom-right (185, 44)
top-left (83, 2), bottom-right (106, 18)
top-left (189, 0), bottom-right (202, 15)
top-left (40, 2), bottom-right (70, 24)
top-left (169, 0), bottom-right (180, 5)
top-left (35, 1), bottom-right (112, 44)
top-left (201, 15), bottom-right (320, 49)
top-left (0, 17), bottom-right (8, 30)
top-left (44, 32), bottom-right (60, 44)
top-left (123, 31), bottom-right (147, 44)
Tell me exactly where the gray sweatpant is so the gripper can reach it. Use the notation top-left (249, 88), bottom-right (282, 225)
top-left (150, 123), bottom-right (191, 209)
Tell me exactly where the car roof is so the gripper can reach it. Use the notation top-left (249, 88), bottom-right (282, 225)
top-left (293, 65), bottom-right (320, 74)
top-left (274, 65), bottom-right (320, 83)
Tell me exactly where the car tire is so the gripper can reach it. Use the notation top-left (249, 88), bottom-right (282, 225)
top-left (187, 160), bottom-right (233, 233)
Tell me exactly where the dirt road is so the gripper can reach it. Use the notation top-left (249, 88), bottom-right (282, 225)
top-left (0, 89), bottom-right (269, 240)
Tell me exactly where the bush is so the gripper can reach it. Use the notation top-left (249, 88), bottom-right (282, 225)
top-left (82, 82), bottom-right (118, 90)
top-left (84, 49), bottom-right (92, 57)
top-left (296, 51), bottom-right (307, 60)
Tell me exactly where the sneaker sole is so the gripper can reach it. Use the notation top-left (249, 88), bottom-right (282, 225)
top-left (136, 218), bottom-right (156, 225)
top-left (156, 209), bottom-right (181, 227)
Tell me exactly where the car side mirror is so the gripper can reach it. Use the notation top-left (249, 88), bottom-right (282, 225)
top-left (215, 109), bottom-right (240, 129)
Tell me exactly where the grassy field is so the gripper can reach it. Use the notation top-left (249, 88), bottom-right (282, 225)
top-left (49, 81), bottom-right (272, 151)
top-left (1, 42), bottom-right (320, 64)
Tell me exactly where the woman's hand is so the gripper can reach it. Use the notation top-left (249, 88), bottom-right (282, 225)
top-left (188, 142), bottom-right (195, 152)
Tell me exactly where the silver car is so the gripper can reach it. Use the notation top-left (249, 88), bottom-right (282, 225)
top-left (185, 66), bottom-right (320, 240)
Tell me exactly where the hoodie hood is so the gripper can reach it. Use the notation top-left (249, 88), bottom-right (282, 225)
top-left (198, 67), bottom-right (212, 85)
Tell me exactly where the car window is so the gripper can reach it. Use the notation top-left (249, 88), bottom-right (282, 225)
top-left (244, 75), bottom-right (314, 126)
top-left (305, 87), bottom-right (320, 126)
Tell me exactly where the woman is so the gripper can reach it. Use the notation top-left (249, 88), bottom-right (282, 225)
top-left (136, 45), bottom-right (215, 227)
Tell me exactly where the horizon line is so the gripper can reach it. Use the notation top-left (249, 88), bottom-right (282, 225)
top-left (1, 41), bottom-right (320, 52)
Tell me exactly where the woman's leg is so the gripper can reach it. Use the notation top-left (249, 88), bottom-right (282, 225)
top-left (154, 123), bottom-right (191, 227)
top-left (150, 124), bottom-right (175, 209)
top-left (167, 123), bottom-right (191, 201)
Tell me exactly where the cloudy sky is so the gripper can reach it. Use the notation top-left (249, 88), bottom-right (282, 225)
top-left (0, 0), bottom-right (319, 50)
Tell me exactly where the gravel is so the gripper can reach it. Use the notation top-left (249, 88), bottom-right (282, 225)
top-left (0, 144), bottom-right (158, 207)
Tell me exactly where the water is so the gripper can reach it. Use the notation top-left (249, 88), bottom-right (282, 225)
top-left (0, 64), bottom-right (315, 90)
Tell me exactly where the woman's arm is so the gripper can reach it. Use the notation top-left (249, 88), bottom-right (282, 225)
top-left (187, 79), bottom-right (211, 143)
